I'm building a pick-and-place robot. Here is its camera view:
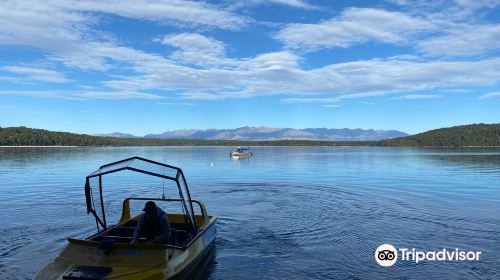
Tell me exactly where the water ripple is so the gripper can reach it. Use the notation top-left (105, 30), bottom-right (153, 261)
top-left (0, 147), bottom-right (499, 279)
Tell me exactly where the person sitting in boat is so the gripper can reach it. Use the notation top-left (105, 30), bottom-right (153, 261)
top-left (130, 201), bottom-right (171, 244)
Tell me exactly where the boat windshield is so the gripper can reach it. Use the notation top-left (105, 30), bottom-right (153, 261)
top-left (84, 157), bottom-right (197, 234)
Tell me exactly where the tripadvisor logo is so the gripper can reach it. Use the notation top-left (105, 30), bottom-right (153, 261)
top-left (375, 244), bottom-right (398, 267)
top-left (375, 244), bottom-right (482, 267)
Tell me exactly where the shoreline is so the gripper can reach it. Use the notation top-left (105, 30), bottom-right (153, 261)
top-left (1, 145), bottom-right (500, 148)
top-left (0, 146), bottom-right (79, 148)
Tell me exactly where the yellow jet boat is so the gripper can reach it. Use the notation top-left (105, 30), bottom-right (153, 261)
top-left (34, 157), bottom-right (217, 279)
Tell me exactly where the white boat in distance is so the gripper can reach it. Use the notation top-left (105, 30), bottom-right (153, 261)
top-left (230, 147), bottom-right (253, 157)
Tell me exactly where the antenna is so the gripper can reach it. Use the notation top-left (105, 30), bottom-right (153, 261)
top-left (162, 154), bottom-right (166, 199)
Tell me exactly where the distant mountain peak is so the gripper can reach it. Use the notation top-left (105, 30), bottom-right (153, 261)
top-left (94, 132), bottom-right (137, 138)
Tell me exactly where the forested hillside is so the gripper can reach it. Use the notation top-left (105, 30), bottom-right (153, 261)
top-left (382, 124), bottom-right (500, 147)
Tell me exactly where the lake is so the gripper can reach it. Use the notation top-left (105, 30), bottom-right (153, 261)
top-left (0, 146), bottom-right (499, 279)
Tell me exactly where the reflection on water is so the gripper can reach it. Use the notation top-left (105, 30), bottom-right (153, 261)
top-left (186, 245), bottom-right (217, 279)
top-left (0, 147), bottom-right (499, 279)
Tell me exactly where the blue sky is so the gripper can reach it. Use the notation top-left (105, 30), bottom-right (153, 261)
top-left (1, 0), bottom-right (500, 135)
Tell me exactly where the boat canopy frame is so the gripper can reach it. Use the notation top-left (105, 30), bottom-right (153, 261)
top-left (84, 156), bottom-right (198, 234)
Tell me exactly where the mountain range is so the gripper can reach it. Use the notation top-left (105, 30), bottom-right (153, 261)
top-left (123, 127), bottom-right (410, 141)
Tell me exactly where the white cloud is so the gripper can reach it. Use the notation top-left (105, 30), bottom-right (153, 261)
top-left (102, 55), bottom-right (500, 102)
top-left (79, 91), bottom-right (164, 99)
top-left (417, 24), bottom-right (500, 56)
top-left (276, 8), bottom-right (433, 50)
top-left (162, 33), bottom-right (225, 56)
top-left (179, 92), bottom-right (223, 100)
top-left (243, 51), bottom-right (300, 70)
top-left (0, 0), bottom-right (246, 71)
top-left (282, 97), bottom-right (338, 103)
top-left (322, 104), bottom-right (342, 108)
top-left (0, 90), bottom-right (164, 100)
top-left (228, 0), bottom-right (317, 10)
top-left (442, 88), bottom-right (471, 93)
top-left (158, 102), bottom-right (195, 106)
top-left (72, 0), bottom-right (247, 30)
top-left (0, 76), bottom-right (24, 83)
top-left (357, 101), bottom-right (376, 105)
top-left (0, 1), bottom-right (89, 53)
top-left (101, 50), bottom-right (304, 96)
top-left (282, 92), bottom-right (387, 103)
top-left (386, 0), bottom-right (411, 5)
top-left (160, 33), bottom-right (227, 67)
top-left (390, 94), bottom-right (443, 100)
top-left (2, 1), bottom-right (500, 106)
top-left (178, 90), bottom-right (255, 100)
top-left (270, 0), bottom-right (316, 8)
top-left (301, 58), bottom-right (500, 95)
top-left (2, 66), bottom-right (69, 83)
top-left (277, 56), bottom-right (500, 103)
top-left (454, 0), bottom-right (500, 9)
top-left (275, 4), bottom-right (500, 58)
top-left (478, 92), bottom-right (500, 99)
top-left (250, 0), bottom-right (317, 9)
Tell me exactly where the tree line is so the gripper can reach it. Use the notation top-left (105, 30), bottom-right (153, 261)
top-left (1, 124), bottom-right (499, 147)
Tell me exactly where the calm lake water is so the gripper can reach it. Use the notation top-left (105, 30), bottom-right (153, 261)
top-left (1, 147), bottom-right (499, 279)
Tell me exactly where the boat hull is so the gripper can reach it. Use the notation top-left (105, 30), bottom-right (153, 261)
top-left (230, 152), bottom-right (253, 157)
top-left (34, 216), bottom-right (217, 280)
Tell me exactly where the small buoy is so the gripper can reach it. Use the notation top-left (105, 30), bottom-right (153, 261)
top-left (210, 162), bottom-right (214, 166)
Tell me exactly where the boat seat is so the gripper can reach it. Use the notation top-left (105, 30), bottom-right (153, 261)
top-left (122, 220), bottom-right (196, 235)
top-left (106, 227), bottom-right (135, 237)
top-left (171, 222), bottom-right (196, 234)
top-left (95, 227), bottom-right (190, 246)
top-left (175, 230), bottom-right (191, 246)
top-left (123, 220), bottom-right (138, 227)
